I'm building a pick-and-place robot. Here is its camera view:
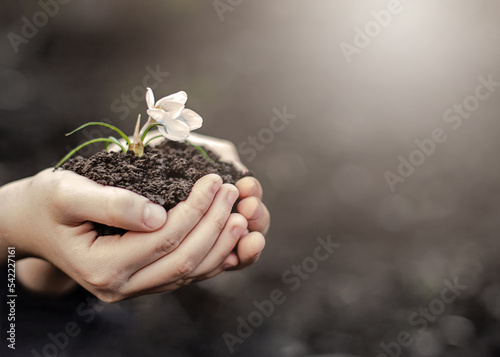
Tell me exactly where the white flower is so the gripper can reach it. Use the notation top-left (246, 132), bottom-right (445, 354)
top-left (145, 88), bottom-right (203, 141)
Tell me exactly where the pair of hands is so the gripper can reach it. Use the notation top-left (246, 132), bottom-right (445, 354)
top-left (0, 135), bottom-right (270, 302)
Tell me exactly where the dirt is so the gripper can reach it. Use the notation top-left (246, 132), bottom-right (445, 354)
top-left (62, 140), bottom-right (251, 236)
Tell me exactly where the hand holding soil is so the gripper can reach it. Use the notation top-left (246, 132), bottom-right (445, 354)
top-left (0, 164), bottom-right (268, 301)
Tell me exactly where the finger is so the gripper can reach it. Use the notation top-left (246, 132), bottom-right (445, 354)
top-left (220, 252), bottom-right (240, 271)
top-left (142, 250), bottom-right (241, 297)
top-left (236, 177), bottom-right (263, 200)
top-left (189, 213), bottom-right (247, 277)
top-left (86, 174), bottom-right (224, 276)
top-left (204, 250), bottom-right (240, 278)
top-left (237, 197), bottom-right (270, 235)
top-left (228, 231), bottom-right (266, 270)
top-left (189, 133), bottom-right (248, 172)
top-left (130, 251), bottom-right (236, 296)
top-left (191, 252), bottom-right (240, 282)
top-left (52, 170), bottom-right (167, 232)
top-left (121, 184), bottom-right (239, 294)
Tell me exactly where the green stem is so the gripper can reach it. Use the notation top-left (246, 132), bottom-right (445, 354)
top-left (139, 117), bottom-right (155, 136)
top-left (66, 122), bottom-right (131, 146)
top-left (144, 135), bottom-right (164, 146)
top-left (55, 138), bottom-right (127, 168)
top-left (105, 136), bottom-right (124, 151)
top-left (141, 123), bottom-right (163, 142)
top-left (185, 139), bottom-right (215, 164)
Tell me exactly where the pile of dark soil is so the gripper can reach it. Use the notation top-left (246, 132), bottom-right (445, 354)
top-left (62, 140), bottom-right (251, 236)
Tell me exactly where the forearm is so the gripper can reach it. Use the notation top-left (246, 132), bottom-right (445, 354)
top-left (0, 177), bottom-right (32, 264)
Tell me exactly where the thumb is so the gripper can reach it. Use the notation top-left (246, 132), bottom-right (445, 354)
top-left (53, 170), bottom-right (167, 232)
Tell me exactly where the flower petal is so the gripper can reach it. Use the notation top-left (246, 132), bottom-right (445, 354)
top-left (158, 119), bottom-right (190, 141)
top-left (147, 108), bottom-right (169, 124)
top-left (156, 100), bottom-right (185, 119)
top-left (146, 88), bottom-right (155, 109)
top-left (178, 108), bottom-right (203, 131)
top-left (156, 91), bottom-right (187, 106)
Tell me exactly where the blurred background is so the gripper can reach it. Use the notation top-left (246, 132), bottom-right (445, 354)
top-left (1, 1), bottom-right (500, 356)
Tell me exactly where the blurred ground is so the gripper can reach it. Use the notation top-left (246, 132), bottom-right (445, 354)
top-left (1, 1), bottom-right (500, 356)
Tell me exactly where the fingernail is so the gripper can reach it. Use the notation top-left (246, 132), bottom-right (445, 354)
top-left (212, 177), bottom-right (223, 194)
top-left (252, 182), bottom-right (259, 196)
top-left (223, 263), bottom-right (235, 270)
top-left (251, 200), bottom-right (263, 220)
top-left (227, 190), bottom-right (239, 205)
top-left (232, 226), bottom-right (245, 238)
top-left (144, 203), bottom-right (167, 229)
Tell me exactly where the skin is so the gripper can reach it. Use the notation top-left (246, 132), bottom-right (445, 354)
top-left (0, 134), bottom-right (270, 301)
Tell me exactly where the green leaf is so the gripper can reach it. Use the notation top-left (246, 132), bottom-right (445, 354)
top-left (185, 139), bottom-right (215, 164)
top-left (66, 122), bottom-right (131, 146)
top-left (105, 136), bottom-right (123, 151)
top-left (54, 138), bottom-right (127, 168)
top-left (141, 123), bottom-right (164, 142)
top-left (144, 135), bottom-right (164, 146)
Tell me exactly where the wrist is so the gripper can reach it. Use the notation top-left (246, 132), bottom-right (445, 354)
top-left (0, 176), bottom-right (36, 263)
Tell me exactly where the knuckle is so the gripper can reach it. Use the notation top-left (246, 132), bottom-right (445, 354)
top-left (85, 268), bottom-right (124, 293)
top-left (45, 170), bottom-right (83, 204)
top-left (212, 213), bottom-right (228, 232)
top-left (204, 200), bottom-right (233, 233)
top-left (188, 189), bottom-right (212, 217)
top-left (156, 235), bottom-right (180, 255)
top-left (196, 181), bottom-right (214, 204)
top-left (175, 277), bottom-right (194, 288)
top-left (47, 176), bottom-right (72, 210)
top-left (175, 259), bottom-right (196, 278)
